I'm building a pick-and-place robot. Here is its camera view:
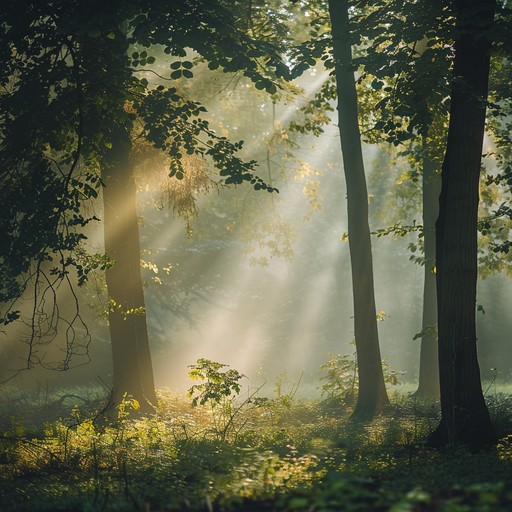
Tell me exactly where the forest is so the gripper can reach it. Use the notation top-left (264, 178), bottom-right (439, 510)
top-left (1, 0), bottom-right (512, 510)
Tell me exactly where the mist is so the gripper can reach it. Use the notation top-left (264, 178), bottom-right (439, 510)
top-left (4, 67), bottom-right (510, 398)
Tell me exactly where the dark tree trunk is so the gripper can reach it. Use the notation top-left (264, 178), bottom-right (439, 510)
top-left (429, 0), bottom-right (496, 448)
top-left (416, 145), bottom-right (440, 399)
top-left (102, 134), bottom-right (157, 415)
top-left (328, 0), bottom-right (390, 419)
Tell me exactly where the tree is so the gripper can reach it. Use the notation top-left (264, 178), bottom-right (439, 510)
top-left (327, 0), bottom-right (390, 418)
top-left (351, 2), bottom-right (452, 400)
top-left (414, 142), bottom-right (441, 398)
top-left (429, 0), bottom-right (497, 448)
top-left (102, 133), bottom-right (158, 411)
top-left (0, 0), bottom-right (287, 410)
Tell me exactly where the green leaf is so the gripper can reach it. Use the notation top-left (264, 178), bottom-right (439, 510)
top-left (1, 310), bottom-right (21, 325)
top-left (371, 79), bottom-right (384, 90)
top-left (275, 62), bottom-right (289, 78)
top-left (266, 83), bottom-right (277, 94)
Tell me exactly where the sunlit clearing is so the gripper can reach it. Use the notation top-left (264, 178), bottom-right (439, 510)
top-left (148, 123), bottom-right (354, 393)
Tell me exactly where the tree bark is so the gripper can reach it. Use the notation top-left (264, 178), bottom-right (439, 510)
top-left (416, 144), bottom-right (440, 399)
top-left (102, 134), bottom-right (157, 415)
top-left (328, 0), bottom-right (390, 419)
top-left (429, 0), bottom-right (496, 448)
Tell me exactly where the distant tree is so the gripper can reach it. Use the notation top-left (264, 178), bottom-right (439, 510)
top-left (354, 1), bottom-right (486, 403)
top-left (415, 142), bottom-right (441, 399)
top-left (355, 7), bottom-right (453, 400)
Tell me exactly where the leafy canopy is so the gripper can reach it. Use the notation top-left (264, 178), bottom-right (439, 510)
top-left (0, 0), bottom-right (290, 369)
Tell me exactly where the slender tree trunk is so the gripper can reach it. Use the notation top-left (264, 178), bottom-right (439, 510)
top-left (102, 134), bottom-right (157, 414)
top-left (416, 142), bottom-right (440, 399)
top-left (429, 0), bottom-right (496, 448)
top-left (328, 0), bottom-right (389, 419)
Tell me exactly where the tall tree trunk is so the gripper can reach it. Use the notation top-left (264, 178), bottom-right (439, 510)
top-left (416, 142), bottom-right (440, 399)
top-left (328, 0), bottom-right (389, 419)
top-left (429, 0), bottom-right (496, 448)
top-left (102, 134), bottom-right (157, 415)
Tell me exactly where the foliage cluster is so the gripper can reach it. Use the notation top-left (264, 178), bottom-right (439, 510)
top-left (0, 0), bottom-right (290, 372)
top-left (319, 352), bottom-right (402, 409)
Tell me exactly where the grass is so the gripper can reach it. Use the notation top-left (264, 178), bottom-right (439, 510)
top-left (1, 380), bottom-right (512, 511)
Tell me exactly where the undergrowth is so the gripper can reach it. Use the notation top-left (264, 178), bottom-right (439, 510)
top-left (1, 361), bottom-right (512, 511)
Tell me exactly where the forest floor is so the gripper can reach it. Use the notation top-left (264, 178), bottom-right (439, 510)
top-left (1, 380), bottom-right (512, 511)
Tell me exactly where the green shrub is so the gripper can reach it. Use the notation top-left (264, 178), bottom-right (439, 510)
top-left (319, 353), bottom-right (402, 408)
